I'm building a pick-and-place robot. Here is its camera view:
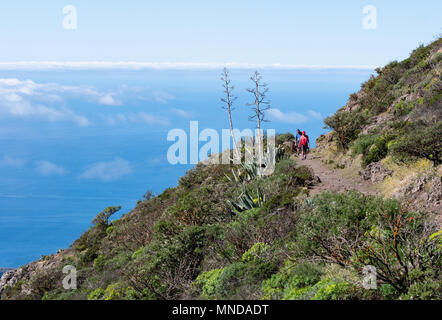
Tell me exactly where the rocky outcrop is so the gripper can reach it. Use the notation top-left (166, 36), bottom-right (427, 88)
top-left (305, 174), bottom-right (321, 187)
top-left (394, 174), bottom-right (442, 216)
top-left (0, 266), bottom-right (31, 297)
top-left (0, 268), bottom-right (13, 277)
top-left (0, 250), bottom-right (70, 299)
top-left (362, 162), bottom-right (393, 183)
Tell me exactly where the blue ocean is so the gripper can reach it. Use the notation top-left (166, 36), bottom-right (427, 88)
top-left (0, 68), bottom-right (373, 268)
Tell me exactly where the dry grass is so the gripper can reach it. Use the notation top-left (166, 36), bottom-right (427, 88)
top-left (380, 157), bottom-right (436, 197)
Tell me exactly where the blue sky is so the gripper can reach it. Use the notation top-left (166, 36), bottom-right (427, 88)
top-left (0, 0), bottom-right (440, 66)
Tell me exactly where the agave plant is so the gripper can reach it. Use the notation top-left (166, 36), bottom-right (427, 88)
top-left (241, 161), bottom-right (260, 180)
top-left (228, 186), bottom-right (265, 216)
top-left (225, 144), bottom-right (285, 182)
top-left (263, 144), bottom-right (286, 164)
top-left (225, 168), bottom-right (242, 183)
top-left (225, 160), bottom-right (260, 183)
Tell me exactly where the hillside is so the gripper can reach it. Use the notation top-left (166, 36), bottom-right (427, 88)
top-left (316, 37), bottom-right (442, 222)
top-left (0, 38), bottom-right (441, 301)
top-left (0, 269), bottom-right (13, 278)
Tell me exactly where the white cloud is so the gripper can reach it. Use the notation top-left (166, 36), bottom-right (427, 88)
top-left (133, 112), bottom-right (170, 125)
top-left (35, 161), bottom-right (68, 176)
top-left (268, 108), bottom-right (323, 124)
top-left (104, 113), bottom-right (128, 125)
top-left (268, 108), bottom-right (308, 124)
top-left (79, 157), bottom-right (133, 182)
top-left (0, 61), bottom-right (378, 71)
top-left (104, 112), bottom-right (170, 126)
top-left (0, 78), bottom-right (129, 126)
top-left (152, 91), bottom-right (175, 104)
top-left (0, 155), bottom-right (27, 169)
top-left (170, 108), bottom-right (193, 118)
top-left (98, 94), bottom-right (120, 106)
top-left (307, 110), bottom-right (323, 119)
top-left (0, 78), bottom-right (92, 126)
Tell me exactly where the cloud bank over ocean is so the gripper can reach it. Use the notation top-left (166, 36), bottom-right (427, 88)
top-left (0, 61), bottom-right (378, 71)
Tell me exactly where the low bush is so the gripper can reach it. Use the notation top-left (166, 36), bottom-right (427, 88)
top-left (351, 132), bottom-right (379, 157)
top-left (390, 120), bottom-right (442, 166)
top-left (125, 224), bottom-right (209, 299)
top-left (352, 132), bottom-right (396, 167)
top-left (294, 191), bottom-right (441, 298)
top-left (324, 109), bottom-right (368, 150)
top-left (193, 242), bottom-right (279, 300)
top-left (276, 133), bottom-right (295, 145)
top-left (362, 134), bottom-right (395, 167)
top-left (261, 261), bottom-right (323, 299)
top-left (393, 100), bottom-right (415, 116)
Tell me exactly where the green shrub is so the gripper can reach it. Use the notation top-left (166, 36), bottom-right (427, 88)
top-left (241, 242), bottom-right (271, 263)
top-left (294, 191), bottom-right (394, 263)
top-left (362, 134), bottom-right (395, 167)
top-left (193, 268), bottom-right (224, 299)
top-left (312, 281), bottom-right (351, 300)
top-left (324, 109), bottom-right (368, 150)
top-left (380, 284), bottom-right (399, 299)
top-left (276, 133), bottom-right (295, 145)
top-left (393, 100), bottom-right (414, 116)
top-left (193, 240), bottom-right (279, 300)
top-left (213, 262), bottom-right (248, 299)
top-left (93, 255), bottom-right (106, 271)
top-left (92, 206), bottom-right (121, 229)
top-left (262, 188), bottom-right (300, 212)
top-left (79, 243), bottom-right (100, 266)
top-left (131, 246), bottom-right (144, 259)
top-left (105, 226), bottom-right (114, 235)
top-left (87, 283), bottom-right (130, 300)
top-left (262, 261), bottom-right (323, 300)
top-left (401, 269), bottom-right (441, 300)
top-left (390, 120), bottom-right (442, 166)
top-left (127, 225), bottom-right (209, 299)
top-left (351, 132), bottom-right (379, 157)
top-left (168, 186), bottom-right (229, 225)
top-left (409, 44), bottom-right (432, 67)
top-left (295, 191), bottom-right (441, 296)
top-left (352, 132), bottom-right (396, 167)
top-left (88, 288), bottom-right (106, 300)
top-left (356, 212), bottom-right (441, 296)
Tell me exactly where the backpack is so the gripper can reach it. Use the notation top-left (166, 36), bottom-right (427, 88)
top-left (300, 135), bottom-right (308, 146)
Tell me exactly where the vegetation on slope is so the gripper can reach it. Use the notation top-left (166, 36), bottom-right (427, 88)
top-left (1, 144), bottom-right (440, 300)
top-left (1, 38), bottom-right (441, 301)
top-left (324, 38), bottom-right (441, 167)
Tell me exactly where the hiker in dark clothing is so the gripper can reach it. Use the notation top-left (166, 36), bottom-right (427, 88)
top-left (295, 129), bottom-right (302, 154)
top-left (304, 132), bottom-right (310, 153)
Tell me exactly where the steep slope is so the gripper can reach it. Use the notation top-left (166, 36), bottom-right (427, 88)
top-left (1, 38), bottom-right (441, 301)
top-left (316, 37), bottom-right (441, 220)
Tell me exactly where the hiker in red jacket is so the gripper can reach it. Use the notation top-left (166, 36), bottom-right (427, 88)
top-left (299, 130), bottom-right (310, 160)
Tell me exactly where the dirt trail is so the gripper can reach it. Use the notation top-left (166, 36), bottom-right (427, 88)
top-left (295, 152), bottom-right (441, 227)
top-left (295, 154), bottom-right (380, 197)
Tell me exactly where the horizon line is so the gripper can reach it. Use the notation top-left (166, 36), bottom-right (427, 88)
top-left (0, 61), bottom-right (379, 71)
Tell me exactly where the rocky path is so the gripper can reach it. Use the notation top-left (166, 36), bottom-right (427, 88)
top-left (296, 152), bottom-right (441, 227)
top-left (296, 154), bottom-right (380, 197)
